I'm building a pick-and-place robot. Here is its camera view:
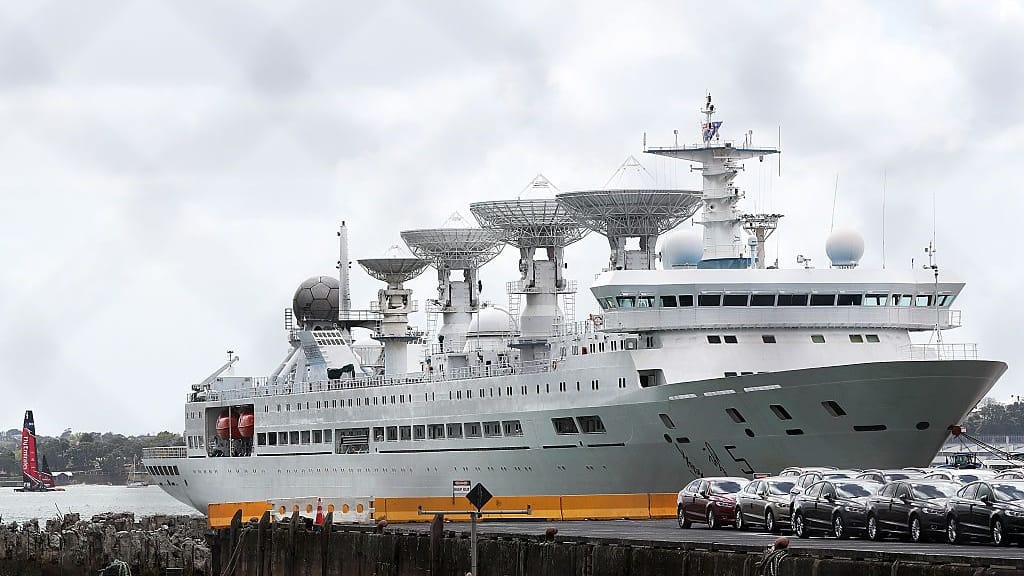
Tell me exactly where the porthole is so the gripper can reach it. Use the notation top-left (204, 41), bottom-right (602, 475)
top-left (785, 429), bottom-right (804, 436)
top-left (744, 428), bottom-right (755, 437)
top-left (916, 421), bottom-right (931, 430)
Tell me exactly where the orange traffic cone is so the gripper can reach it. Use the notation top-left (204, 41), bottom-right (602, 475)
top-left (314, 498), bottom-right (324, 526)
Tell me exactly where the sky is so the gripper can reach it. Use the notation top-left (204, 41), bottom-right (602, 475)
top-left (1, 0), bottom-right (1022, 435)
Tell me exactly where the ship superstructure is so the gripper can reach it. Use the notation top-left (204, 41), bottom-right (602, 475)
top-left (145, 96), bottom-right (1006, 515)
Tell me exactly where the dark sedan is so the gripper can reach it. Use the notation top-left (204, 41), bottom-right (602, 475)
top-left (865, 480), bottom-right (959, 542)
top-left (945, 480), bottom-right (1024, 546)
top-left (856, 469), bottom-right (922, 484)
top-left (735, 476), bottom-right (796, 533)
top-left (676, 477), bottom-right (748, 529)
top-left (791, 479), bottom-right (881, 539)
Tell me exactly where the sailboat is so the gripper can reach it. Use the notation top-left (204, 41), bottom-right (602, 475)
top-left (126, 456), bottom-right (148, 488)
top-left (15, 410), bottom-right (64, 492)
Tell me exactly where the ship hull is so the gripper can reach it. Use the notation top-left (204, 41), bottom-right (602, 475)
top-left (148, 359), bottom-right (1004, 514)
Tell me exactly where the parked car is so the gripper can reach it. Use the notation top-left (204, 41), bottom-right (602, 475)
top-left (789, 469), bottom-right (863, 504)
top-left (735, 476), bottom-right (797, 533)
top-left (864, 480), bottom-right (959, 542)
top-left (995, 470), bottom-right (1024, 480)
top-left (791, 479), bottom-right (881, 539)
top-left (923, 469), bottom-right (997, 484)
top-left (778, 466), bottom-right (836, 477)
top-left (856, 469), bottom-right (922, 484)
top-left (676, 477), bottom-right (749, 529)
top-left (945, 480), bottom-right (1024, 546)
top-left (903, 467), bottom-right (934, 474)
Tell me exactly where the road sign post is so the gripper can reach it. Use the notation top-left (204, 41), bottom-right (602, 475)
top-left (418, 483), bottom-right (531, 576)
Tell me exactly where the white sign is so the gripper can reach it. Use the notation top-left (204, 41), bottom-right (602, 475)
top-left (453, 479), bottom-right (471, 496)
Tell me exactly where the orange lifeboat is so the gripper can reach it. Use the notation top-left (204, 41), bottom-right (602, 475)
top-left (238, 408), bottom-right (255, 438)
top-left (215, 410), bottom-right (241, 440)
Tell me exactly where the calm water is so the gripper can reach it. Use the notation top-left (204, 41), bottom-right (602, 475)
top-left (0, 484), bottom-right (199, 523)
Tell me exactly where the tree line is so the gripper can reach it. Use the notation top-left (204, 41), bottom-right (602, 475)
top-left (0, 431), bottom-right (184, 482)
top-left (964, 402), bottom-right (1024, 436)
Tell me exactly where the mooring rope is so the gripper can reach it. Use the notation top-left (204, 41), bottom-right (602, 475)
top-left (97, 559), bottom-right (132, 576)
top-left (755, 548), bottom-right (788, 576)
top-left (220, 528), bottom-right (253, 576)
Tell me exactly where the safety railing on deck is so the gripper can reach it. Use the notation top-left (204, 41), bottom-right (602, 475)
top-left (142, 446), bottom-right (187, 459)
top-left (901, 343), bottom-right (978, 361)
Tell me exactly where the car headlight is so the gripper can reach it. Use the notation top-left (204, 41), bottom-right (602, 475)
top-left (1005, 509), bottom-right (1024, 518)
top-left (844, 505), bottom-right (865, 513)
top-left (922, 507), bottom-right (944, 515)
top-left (714, 500), bottom-right (732, 507)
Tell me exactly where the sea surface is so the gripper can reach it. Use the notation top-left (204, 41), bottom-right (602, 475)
top-left (0, 484), bottom-right (199, 523)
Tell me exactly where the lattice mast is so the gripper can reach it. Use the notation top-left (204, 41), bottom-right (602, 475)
top-left (357, 249), bottom-right (429, 376)
top-left (471, 177), bottom-right (588, 361)
top-left (740, 213), bottom-right (783, 268)
top-left (645, 94), bottom-right (780, 268)
top-left (401, 214), bottom-right (504, 357)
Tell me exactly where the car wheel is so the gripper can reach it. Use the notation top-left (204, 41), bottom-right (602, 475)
top-left (909, 516), bottom-right (925, 543)
top-left (706, 508), bottom-right (718, 530)
top-left (735, 509), bottom-right (745, 531)
top-left (677, 506), bottom-right (691, 529)
top-left (765, 509), bottom-right (778, 534)
top-left (793, 512), bottom-right (809, 539)
top-left (992, 517), bottom-right (1009, 547)
top-left (867, 514), bottom-right (882, 541)
top-left (833, 514), bottom-right (848, 540)
top-left (947, 516), bottom-right (961, 545)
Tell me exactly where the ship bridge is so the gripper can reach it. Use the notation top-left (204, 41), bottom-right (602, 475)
top-left (591, 268), bottom-right (963, 332)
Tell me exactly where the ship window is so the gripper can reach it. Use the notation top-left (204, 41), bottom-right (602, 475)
top-left (751, 294), bottom-right (775, 306)
top-left (762, 335), bottom-right (776, 343)
top-left (312, 430), bottom-right (323, 443)
top-left (724, 371), bottom-right (738, 377)
top-left (659, 413), bottom-right (676, 429)
top-left (638, 296), bottom-right (654, 308)
top-left (386, 427), bottom-right (398, 441)
top-left (866, 334), bottom-right (880, 343)
top-left (600, 297), bottom-right (616, 310)
top-left (822, 400), bottom-right (847, 417)
top-left (257, 433), bottom-right (266, 446)
top-left (786, 428), bottom-right (804, 435)
top-left (373, 427), bottom-right (385, 442)
top-left (678, 295), bottom-right (694, 307)
top-left (937, 294), bottom-right (955, 307)
top-left (301, 431), bottom-right (311, 444)
top-left (726, 408), bottom-right (746, 423)
top-left (891, 294), bottom-right (913, 307)
top-left (723, 293), bottom-right (748, 306)
top-left (707, 335), bottom-right (722, 344)
top-left (698, 294), bottom-right (721, 307)
top-left (465, 422), bottom-right (481, 438)
top-left (577, 415), bottom-right (606, 434)
top-left (394, 426), bottom-right (409, 441)
top-left (915, 294), bottom-right (934, 307)
top-left (849, 334), bottom-right (864, 343)
top-left (616, 296), bottom-right (636, 308)
top-left (290, 431), bottom-right (300, 444)
top-left (811, 334), bottom-right (826, 343)
top-left (837, 294), bottom-right (862, 306)
top-left (428, 424), bottom-right (444, 439)
top-left (777, 294), bottom-right (808, 306)
top-left (723, 335), bottom-right (738, 344)
top-left (502, 420), bottom-right (523, 436)
top-left (770, 404), bottom-right (793, 420)
top-left (553, 417), bottom-right (579, 434)
top-left (446, 423), bottom-right (464, 438)
top-left (413, 425), bottom-right (425, 440)
top-left (324, 429), bottom-right (332, 443)
top-left (810, 294), bottom-right (836, 306)
top-left (863, 293), bottom-right (887, 306)
top-left (854, 424), bottom-right (887, 432)
top-left (267, 433), bottom-right (277, 446)
top-left (279, 432), bottom-right (288, 445)
top-left (483, 421), bottom-right (502, 437)
top-left (661, 295), bottom-right (678, 308)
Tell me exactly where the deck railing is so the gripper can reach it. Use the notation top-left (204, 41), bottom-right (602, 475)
top-left (901, 343), bottom-right (978, 361)
top-left (142, 446), bottom-right (187, 460)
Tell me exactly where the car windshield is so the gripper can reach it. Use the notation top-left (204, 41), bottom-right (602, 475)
top-left (886, 473), bottom-right (913, 481)
top-left (768, 481), bottom-right (796, 495)
top-left (957, 474), bottom-right (985, 483)
top-left (835, 482), bottom-right (877, 498)
top-left (993, 483), bottom-right (1024, 502)
top-left (710, 480), bottom-right (744, 495)
top-left (824, 472), bottom-right (855, 479)
top-left (911, 484), bottom-right (958, 500)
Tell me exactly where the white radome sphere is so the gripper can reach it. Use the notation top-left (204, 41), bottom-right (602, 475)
top-left (468, 307), bottom-right (512, 334)
top-left (826, 228), bottom-right (865, 267)
top-left (661, 229), bottom-right (704, 268)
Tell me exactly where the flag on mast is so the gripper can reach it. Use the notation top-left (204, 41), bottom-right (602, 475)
top-left (702, 121), bottom-right (722, 143)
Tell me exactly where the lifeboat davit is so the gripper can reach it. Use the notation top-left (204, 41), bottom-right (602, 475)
top-left (215, 410), bottom-right (241, 440)
top-left (238, 408), bottom-right (255, 438)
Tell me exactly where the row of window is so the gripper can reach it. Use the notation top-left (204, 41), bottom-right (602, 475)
top-left (552, 416), bottom-right (607, 434)
top-left (257, 428), bottom-right (335, 447)
top-left (601, 292), bottom-right (954, 310)
top-left (254, 419), bottom-right (527, 448)
top-left (707, 334), bottom-right (881, 345)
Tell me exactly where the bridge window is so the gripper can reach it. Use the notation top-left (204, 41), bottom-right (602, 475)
top-left (863, 293), bottom-right (887, 306)
top-left (777, 294), bottom-right (808, 306)
top-left (678, 295), bottom-right (694, 307)
top-left (810, 294), bottom-right (836, 306)
top-left (577, 415), bottom-right (606, 434)
top-left (937, 294), bottom-right (955, 307)
top-left (751, 294), bottom-right (775, 306)
top-left (891, 294), bottom-right (913, 307)
top-left (837, 294), bottom-right (862, 306)
top-left (616, 296), bottom-right (636, 308)
top-left (915, 294), bottom-right (934, 307)
top-left (723, 294), bottom-right (749, 306)
top-left (761, 335), bottom-right (777, 343)
top-left (600, 297), bottom-right (616, 310)
top-left (553, 417), bottom-right (578, 434)
top-left (661, 295), bottom-right (678, 307)
top-left (698, 294), bottom-right (721, 307)
top-left (637, 296), bottom-right (654, 308)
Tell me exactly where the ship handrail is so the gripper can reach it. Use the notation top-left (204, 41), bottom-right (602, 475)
top-left (900, 343), bottom-right (978, 361)
top-left (142, 446), bottom-right (187, 459)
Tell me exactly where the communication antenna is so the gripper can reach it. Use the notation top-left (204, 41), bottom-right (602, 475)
top-left (830, 173), bottom-right (839, 233)
top-left (777, 126), bottom-right (782, 177)
top-left (924, 241), bottom-right (942, 345)
top-left (881, 171), bottom-right (887, 269)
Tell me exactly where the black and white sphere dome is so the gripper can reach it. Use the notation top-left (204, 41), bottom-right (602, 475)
top-left (292, 275), bottom-right (340, 324)
top-left (661, 228), bottom-right (704, 268)
top-left (825, 228), bottom-right (865, 267)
